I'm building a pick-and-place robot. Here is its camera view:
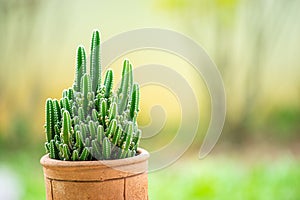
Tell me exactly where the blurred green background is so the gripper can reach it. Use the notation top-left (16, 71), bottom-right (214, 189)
top-left (0, 0), bottom-right (299, 199)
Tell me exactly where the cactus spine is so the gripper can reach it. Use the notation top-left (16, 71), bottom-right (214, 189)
top-left (44, 30), bottom-right (141, 161)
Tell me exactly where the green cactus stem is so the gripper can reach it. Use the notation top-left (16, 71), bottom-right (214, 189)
top-left (109, 102), bottom-right (117, 121)
top-left (74, 46), bottom-right (86, 91)
top-left (90, 30), bottom-right (101, 93)
top-left (117, 60), bottom-right (129, 96)
top-left (49, 140), bottom-right (58, 159)
top-left (97, 125), bottom-right (104, 143)
top-left (63, 144), bottom-right (71, 161)
top-left (53, 99), bottom-right (61, 128)
top-left (81, 74), bottom-right (90, 116)
top-left (62, 110), bottom-right (72, 146)
top-left (45, 99), bottom-right (54, 143)
top-left (92, 109), bottom-right (98, 121)
top-left (104, 69), bottom-right (113, 98)
top-left (129, 83), bottom-right (140, 120)
top-left (92, 140), bottom-right (101, 159)
top-left (75, 131), bottom-right (84, 149)
top-left (103, 137), bottom-right (111, 160)
top-left (106, 119), bottom-right (117, 139)
top-left (62, 97), bottom-right (73, 117)
top-left (78, 107), bottom-right (84, 122)
top-left (123, 122), bottom-right (133, 151)
top-left (62, 89), bottom-right (68, 98)
top-left (128, 63), bottom-right (133, 97)
top-left (85, 137), bottom-right (91, 147)
top-left (72, 150), bottom-right (79, 161)
top-left (112, 125), bottom-right (122, 146)
top-left (80, 147), bottom-right (89, 161)
top-left (133, 129), bottom-right (142, 151)
top-left (100, 99), bottom-right (107, 126)
top-left (119, 149), bottom-right (128, 159)
top-left (89, 120), bottom-right (96, 139)
top-left (118, 59), bottom-right (133, 114)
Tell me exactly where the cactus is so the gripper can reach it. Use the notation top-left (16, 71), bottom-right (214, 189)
top-left (130, 83), bottom-right (140, 120)
top-left (90, 30), bottom-right (101, 93)
top-left (117, 60), bottom-right (133, 114)
top-left (62, 110), bottom-right (71, 146)
top-left (45, 99), bottom-right (54, 143)
top-left (44, 30), bottom-right (141, 161)
top-left (74, 46), bottom-right (86, 92)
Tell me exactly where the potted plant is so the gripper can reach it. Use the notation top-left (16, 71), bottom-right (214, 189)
top-left (40, 30), bottom-right (149, 200)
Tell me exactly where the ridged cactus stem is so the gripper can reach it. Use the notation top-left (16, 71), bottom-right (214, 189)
top-left (90, 30), bottom-right (101, 93)
top-left (85, 138), bottom-right (91, 147)
top-left (92, 109), bottom-right (98, 121)
top-left (118, 60), bottom-right (133, 114)
top-left (62, 89), bottom-right (68, 98)
top-left (109, 102), bottom-right (117, 121)
top-left (45, 99), bottom-right (54, 142)
top-left (133, 129), bottom-right (142, 151)
top-left (63, 144), bottom-right (71, 161)
top-left (74, 46), bottom-right (87, 91)
top-left (103, 138), bottom-right (111, 160)
top-left (68, 88), bottom-right (74, 101)
top-left (80, 123), bottom-right (87, 139)
top-left (80, 147), bottom-right (89, 161)
top-left (97, 125), bottom-right (104, 143)
top-left (107, 119), bottom-right (117, 139)
top-left (72, 150), bottom-right (79, 161)
top-left (92, 140), bottom-right (101, 159)
top-left (123, 123), bottom-right (133, 151)
top-left (75, 131), bottom-right (84, 149)
top-left (53, 99), bottom-right (62, 128)
top-left (129, 83), bottom-right (140, 120)
top-left (78, 107), bottom-right (84, 122)
top-left (128, 63), bottom-right (133, 97)
top-left (119, 149), bottom-right (128, 159)
top-left (81, 74), bottom-right (90, 116)
top-left (62, 110), bottom-right (72, 146)
top-left (104, 69), bottom-right (113, 98)
top-left (100, 99), bottom-right (107, 127)
top-left (112, 126), bottom-right (122, 146)
top-left (49, 140), bottom-right (58, 159)
top-left (118, 60), bottom-right (128, 96)
top-left (89, 120), bottom-right (96, 139)
top-left (63, 97), bottom-right (73, 117)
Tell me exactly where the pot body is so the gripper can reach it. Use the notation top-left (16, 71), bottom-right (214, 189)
top-left (40, 148), bottom-right (149, 200)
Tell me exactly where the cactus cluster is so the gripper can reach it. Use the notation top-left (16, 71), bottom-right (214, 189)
top-left (44, 30), bottom-right (141, 161)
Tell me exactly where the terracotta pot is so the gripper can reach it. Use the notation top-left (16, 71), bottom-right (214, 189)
top-left (40, 148), bottom-right (149, 200)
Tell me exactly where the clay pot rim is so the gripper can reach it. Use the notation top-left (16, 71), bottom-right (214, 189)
top-left (40, 148), bottom-right (149, 168)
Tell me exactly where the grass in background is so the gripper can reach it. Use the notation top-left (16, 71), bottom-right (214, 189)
top-left (1, 150), bottom-right (299, 200)
top-left (149, 154), bottom-right (300, 200)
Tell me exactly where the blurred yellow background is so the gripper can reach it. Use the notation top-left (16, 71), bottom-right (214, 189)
top-left (0, 0), bottom-right (299, 199)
